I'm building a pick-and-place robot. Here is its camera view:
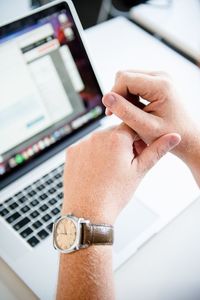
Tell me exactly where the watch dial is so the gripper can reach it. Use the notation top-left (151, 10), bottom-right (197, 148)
top-left (55, 218), bottom-right (77, 250)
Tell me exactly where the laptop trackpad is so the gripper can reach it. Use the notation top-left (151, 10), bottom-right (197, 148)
top-left (114, 198), bottom-right (159, 253)
top-left (0, 221), bottom-right (29, 261)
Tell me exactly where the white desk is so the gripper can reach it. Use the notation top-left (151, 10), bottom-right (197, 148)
top-left (1, 197), bottom-right (200, 300)
top-left (130, 0), bottom-right (200, 63)
top-left (1, 17), bottom-right (200, 300)
top-left (0, 0), bottom-right (30, 25)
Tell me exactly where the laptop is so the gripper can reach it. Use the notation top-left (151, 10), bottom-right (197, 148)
top-left (0, 1), bottom-right (199, 299)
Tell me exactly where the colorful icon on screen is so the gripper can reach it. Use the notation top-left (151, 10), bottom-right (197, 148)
top-left (9, 158), bottom-right (17, 168)
top-left (15, 154), bottom-right (24, 164)
top-left (64, 28), bottom-right (74, 41)
top-left (58, 13), bottom-right (68, 24)
top-left (0, 164), bottom-right (5, 175)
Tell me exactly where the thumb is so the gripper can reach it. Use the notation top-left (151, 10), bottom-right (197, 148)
top-left (135, 133), bottom-right (181, 175)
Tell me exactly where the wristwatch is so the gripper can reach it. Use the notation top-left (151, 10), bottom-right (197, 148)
top-left (53, 214), bottom-right (114, 253)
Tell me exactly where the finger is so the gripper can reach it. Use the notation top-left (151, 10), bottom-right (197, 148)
top-left (115, 69), bottom-right (169, 80)
top-left (135, 133), bottom-right (181, 175)
top-left (115, 122), bottom-right (138, 142)
top-left (114, 123), bottom-right (139, 160)
top-left (123, 91), bottom-right (145, 109)
top-left (104, 93), bottom-right (144, 115)
top-left (105, 107), bottom-right (112, 116)
top-left (112, 71), bottom-right (167, 102)
top-left (102, 92), bottom-right (159, 135)
top-left (93, 122), bottom-right (137, 144)
top-left (133, 139), bottom-right (147, 156)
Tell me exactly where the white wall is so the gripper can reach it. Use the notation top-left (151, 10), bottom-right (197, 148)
top-left (0, 0), bottom-right (30, 25)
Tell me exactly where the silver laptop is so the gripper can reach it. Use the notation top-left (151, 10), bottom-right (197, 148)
top-left (0, 1), bottom-right (199, 299)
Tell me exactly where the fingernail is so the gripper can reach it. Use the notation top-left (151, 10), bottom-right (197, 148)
top-left (105, 108), bottom-right (110, 116)
top-left (103, 94), bottom-right (116, 107)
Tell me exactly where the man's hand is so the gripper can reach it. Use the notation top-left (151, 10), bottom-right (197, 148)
top-left (58, 120), bottom-right (180, 300)
top-left (102, 70), bottom-right (200, 186)
top-left (62, 123), bottom-right (180, 224)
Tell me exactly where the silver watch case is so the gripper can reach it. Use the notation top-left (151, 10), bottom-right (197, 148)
top-left (53, 213), bottom-right (90, 253)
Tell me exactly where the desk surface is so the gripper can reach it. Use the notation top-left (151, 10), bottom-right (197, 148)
top-left (1, 198), bottom-right (200, 300)
top-left (130, 0), bottom-right (200, 62)
top-left (1, 17), bottom-right (200, 300)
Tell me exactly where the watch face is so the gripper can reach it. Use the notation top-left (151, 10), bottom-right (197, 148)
top-left (55, 217), bottom-right (77, 251)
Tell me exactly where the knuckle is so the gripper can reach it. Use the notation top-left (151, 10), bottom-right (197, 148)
top-left (118, 106), bottom-right (131, 120)
top-left (115, 70), bottom-right (124, 80)
top-left (115, 70), bottom-right (128, 83)
top-left (150, 118), bottom-right (161, 133)
top-left (159, 77), bottom-right (171, 91)
top-left (156, 71), bottom-right (171, 79)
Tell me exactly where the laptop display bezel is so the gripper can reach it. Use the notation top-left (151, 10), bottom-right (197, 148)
top-left (0, 0), bottom-right (105, 190)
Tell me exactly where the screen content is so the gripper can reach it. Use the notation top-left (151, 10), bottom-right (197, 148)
top-left (0, 5), bottom-right (103, 178)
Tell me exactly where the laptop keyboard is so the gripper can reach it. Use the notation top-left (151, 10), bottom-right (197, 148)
top-left (0, 164), bottom-right (64, 247)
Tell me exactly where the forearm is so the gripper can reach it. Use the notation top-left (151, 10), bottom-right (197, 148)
top-left (56, 247), bottom-right (114, 300)
top-left (185, 151), bottom-right (200, 187)
top-left (56, 202), bottom-right (115, 300)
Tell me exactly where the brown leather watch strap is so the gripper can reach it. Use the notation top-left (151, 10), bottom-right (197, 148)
top-left (81, 223), bottom-right (114, 246)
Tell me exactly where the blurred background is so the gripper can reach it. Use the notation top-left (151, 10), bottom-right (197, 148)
top-left (0, 0), bottom-right (200, 65)
top-left (0, 2), bottom-right (200, 300)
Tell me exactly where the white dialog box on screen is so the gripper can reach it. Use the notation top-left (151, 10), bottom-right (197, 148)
top-left (59, 45), bottom-right (85, 93)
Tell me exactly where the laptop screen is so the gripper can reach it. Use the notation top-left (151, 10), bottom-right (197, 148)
top-left (0, 1), bottom-right (104, 182)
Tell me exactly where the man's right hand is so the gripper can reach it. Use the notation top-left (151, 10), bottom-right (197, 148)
top-left (102, 70), bottom-right (200, 186)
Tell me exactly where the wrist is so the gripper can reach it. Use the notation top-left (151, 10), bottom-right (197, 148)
top-left (172, 128), bottom-right (200, 168)
top-left (62, 199), bottom-right (116, 225)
